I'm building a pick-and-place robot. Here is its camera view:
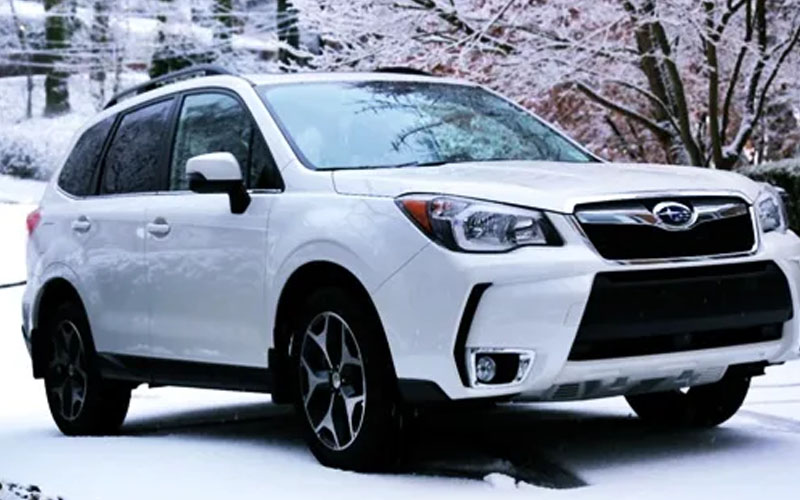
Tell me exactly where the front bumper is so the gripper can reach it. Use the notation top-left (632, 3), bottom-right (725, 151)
top-left (374, 215), bottom-right (800, 401)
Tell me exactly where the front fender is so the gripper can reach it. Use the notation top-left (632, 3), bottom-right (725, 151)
top-left (264, 193), bottom-right (429, 348)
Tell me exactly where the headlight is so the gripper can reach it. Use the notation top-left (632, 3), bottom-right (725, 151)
top-left (756, 184), bottom-right (788, 233)
top-left (396, 194), bottom-right (562, 252)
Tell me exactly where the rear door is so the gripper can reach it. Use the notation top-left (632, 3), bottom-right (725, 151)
top-left (145, 90), bottom-right (283, 368)
top-left (71, 98), bottom-right (175, 356)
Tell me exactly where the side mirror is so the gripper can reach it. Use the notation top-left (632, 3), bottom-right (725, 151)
top-left (186, 152), bottom-right (251, 214)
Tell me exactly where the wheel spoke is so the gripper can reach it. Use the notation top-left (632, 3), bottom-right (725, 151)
top-left (50, 377), bottom-right (67, 411)
top-left (74, 350), bottom-right (87, 378)
top-left (301, 357), bottom-right (328, 405)
top-left (306, 315), bottom-right (332, 368)
top-left (326, 318), bottom-right (343, 369)
top-left (342, 393), bottom-right (364, 439)
top-left (340, 327), bottom-right (361, 369)
top-left (71, 377), bottom-right (85, 408)
top-left (314, 393), bottom-right (340, 449)
top-left (48, 336), bottom-right (65, 371)
top-left (61, 380), bottom-right (73, 419)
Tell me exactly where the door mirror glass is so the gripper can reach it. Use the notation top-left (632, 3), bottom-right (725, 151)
top-left (186, 152), bottom-right (250, 214)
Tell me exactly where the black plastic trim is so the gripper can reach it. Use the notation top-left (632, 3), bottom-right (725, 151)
top-left (454, 283), bottom-right (492, 386)
top-left (97, 353), bottom-right (272, 393)
top-left (188, 172), bottom-right (251, 214)
top-left (570, 261), bottom-right (793, 360)
top-left (397, 378), bottom-right (451, 404)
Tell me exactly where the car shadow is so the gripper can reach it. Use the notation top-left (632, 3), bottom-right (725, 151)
top-left (119, 399), bottom-right (770, 490)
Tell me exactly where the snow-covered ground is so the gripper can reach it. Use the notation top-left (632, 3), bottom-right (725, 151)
top-left (2, 177), bottom-right (800, 499)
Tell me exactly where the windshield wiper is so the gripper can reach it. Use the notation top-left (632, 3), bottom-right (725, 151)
top-left (321, 160), bottom-right (452, 171)
top-left (381, 159), bottom-right (450, 169)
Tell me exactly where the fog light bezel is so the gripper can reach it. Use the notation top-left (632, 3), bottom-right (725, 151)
top-left (466, 348), bottom-right (535, 388)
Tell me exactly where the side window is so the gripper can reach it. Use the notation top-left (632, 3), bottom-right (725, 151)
top-left (58, 116), bottom-right (114, 196)
top-left (170, 93), bottom-right (251, 191)
top-left (169, 92), bottom-right (283, 191)
top-left (101, 99), bottom-right (173, 195)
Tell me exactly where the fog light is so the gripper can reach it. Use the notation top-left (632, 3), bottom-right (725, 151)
top-left (475, 355), bottom-right (497, 383)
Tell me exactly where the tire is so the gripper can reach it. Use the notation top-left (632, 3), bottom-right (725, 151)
top-left (43, 301), bottom-right (131, 436)
top-left (625, 371), bottom-right (751, 428)
top-left (291, 286), bottom-right (402, 471)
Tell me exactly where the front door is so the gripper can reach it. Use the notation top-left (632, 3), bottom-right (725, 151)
top-left (145, 91), bottom-right (282, 368)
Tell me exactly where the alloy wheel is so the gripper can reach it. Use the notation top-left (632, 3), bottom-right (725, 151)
top-left (47, 320), bottom-right (88, 422)
top-left (299, 311), bottom-right (366, 451)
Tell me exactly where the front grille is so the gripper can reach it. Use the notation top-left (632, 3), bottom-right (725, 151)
top-left (575, 196), bottom-right (756, 260)
top-left (569, 261), bottom-right (793, 361)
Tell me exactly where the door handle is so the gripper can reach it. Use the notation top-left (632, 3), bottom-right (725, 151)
top-left (146, 217), bottom-right (171, 237)
top-left (71, 216), bottom-right (91, 233)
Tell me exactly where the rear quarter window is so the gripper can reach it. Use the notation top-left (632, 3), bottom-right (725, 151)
top-left (57, 116), bottom-right (115, 197)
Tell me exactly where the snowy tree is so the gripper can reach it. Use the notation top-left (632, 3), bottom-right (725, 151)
top-left (293, 0), bottom-right (800, 167)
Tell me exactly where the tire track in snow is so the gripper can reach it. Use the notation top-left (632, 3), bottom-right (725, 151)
top-left (738, 409), bottom-right (800, 434)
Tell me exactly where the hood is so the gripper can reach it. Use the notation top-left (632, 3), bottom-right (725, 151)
top-left (332, 161), bottom-right (762, 213)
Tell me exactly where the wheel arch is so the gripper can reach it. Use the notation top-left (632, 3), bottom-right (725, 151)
top-left (31, 277), bottom-right (89, 379)
top-left (270, 260), bottom-right (397, 403)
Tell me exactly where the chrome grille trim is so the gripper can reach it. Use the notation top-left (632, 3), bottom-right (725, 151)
top-left (570, 193), bottom-right (761, 264)
top-left (575, 200), bottom-right (749, 232)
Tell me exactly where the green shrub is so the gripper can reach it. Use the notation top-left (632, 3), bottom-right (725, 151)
top-left (739, 159), bottom-right (800, 233)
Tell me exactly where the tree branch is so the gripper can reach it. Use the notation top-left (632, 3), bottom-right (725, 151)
top-left (604, 78), bottom-right (681, 134)
top-left (722, 0), bottom-right (752, 142)
top-left (574, 82), bottom-right (673, 140)
top-left (407, 0), bottom-right (514, 54)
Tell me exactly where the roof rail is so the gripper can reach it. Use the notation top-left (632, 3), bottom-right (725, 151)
top-left (104, 65), bottom-right (236, 109)
top-left (374, 66), bottom-right (433, 76)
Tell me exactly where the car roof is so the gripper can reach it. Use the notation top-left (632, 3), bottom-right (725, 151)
top-left (244, 71), bottom-right (475, 87)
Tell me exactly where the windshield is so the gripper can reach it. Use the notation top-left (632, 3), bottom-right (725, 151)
top-left (258, 81), bottom-right (596, 170)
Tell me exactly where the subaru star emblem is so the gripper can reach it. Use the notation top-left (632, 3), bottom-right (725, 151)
top-left (653, 201), bottom-right (696, 229)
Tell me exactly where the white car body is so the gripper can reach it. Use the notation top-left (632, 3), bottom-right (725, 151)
top-left (21, 70), bottom-right (800, 410)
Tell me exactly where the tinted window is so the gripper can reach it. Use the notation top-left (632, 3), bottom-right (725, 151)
top-left (169, 92), bottom-right (282, 191)
top-left (58, 116), bottom-right (114, 196)
top-left (259, 81), bottom-right (596, 169)
top-left (101, 99), bottom-right (173, 195)
top-left (170, 93), bottom-right (251, 191)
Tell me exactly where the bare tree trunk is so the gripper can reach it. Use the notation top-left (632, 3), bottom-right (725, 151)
top-left (7, 0), bottom-right (33, 119)
top-left (43, 0), bottom-right (71, 116)
top-left (90, 0), bottom-right (110, 109)
top-left (648, 19), bottom-right (703, 166)
top-left (704, 2), bottom-right (723, 168)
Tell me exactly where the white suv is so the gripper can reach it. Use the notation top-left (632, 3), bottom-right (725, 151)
top-left (21, 66), bottom-right (800, 471)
